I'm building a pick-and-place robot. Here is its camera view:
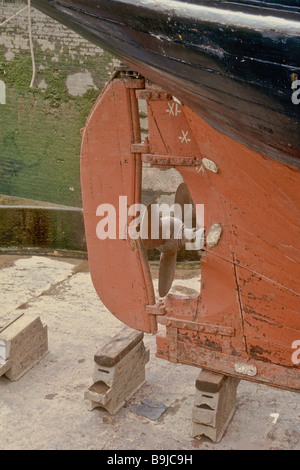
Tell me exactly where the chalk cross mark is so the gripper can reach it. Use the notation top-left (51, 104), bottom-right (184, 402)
top-left (166, 102), bottom-right (181, 116)
top-left (178, 130), bottom-right (191, 144)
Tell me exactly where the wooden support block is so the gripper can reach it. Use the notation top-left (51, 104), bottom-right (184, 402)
top-left (0, 314), bottom-right (48, 381)
top-left (93, 339), bottom-right (148, 385)
top-left (192, 370), bottom-right (240, 443)
top-left (94, 329), bottom-right (144, 367)
top-left (0, 360), bottom-right (12, 377)
top-left (85, 327), bottom-right (150, 414)
top-left (86, 366), bottom-right (147, 414)
top-left (195, 369), bottom-right (227, 393)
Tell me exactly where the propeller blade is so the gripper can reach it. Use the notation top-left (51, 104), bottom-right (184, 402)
top-left (175, 182), bottom-right (192, 213)
top-left (158, 252), bottom-right (177, 297)
top-left (191, 202), bottom-right (197, 228)
top-left (174, 182), bottom-right (197, 227)
top-left (140, 204), bottom-right (165, 249)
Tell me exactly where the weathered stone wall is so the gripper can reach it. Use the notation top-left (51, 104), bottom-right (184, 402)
top-left (0, 1), bottom-right (119, 78)
top-left (0, 0), bottom-right (118, 206)
top-left (0, 0), bottom-right (182, 209)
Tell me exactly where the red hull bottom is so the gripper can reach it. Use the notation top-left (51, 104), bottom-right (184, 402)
top-left (80, 72), bottom-right (300, 392)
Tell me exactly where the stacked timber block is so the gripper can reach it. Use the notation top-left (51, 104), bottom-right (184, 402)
top-left (84, 327), bottom-right (150, 414)
top-left (192, 369), bottom-right (240, 442)
top-left (0, 314), bottom-right (48, 381)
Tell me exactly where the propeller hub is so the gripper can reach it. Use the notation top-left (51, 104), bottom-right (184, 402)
top-left (157, 216), bottom-right (185, 254)
top-left (140, 182), bottom-right (203, 297)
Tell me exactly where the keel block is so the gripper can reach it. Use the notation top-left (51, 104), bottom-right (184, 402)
top-left (84, 327), bottom-right (150, 414)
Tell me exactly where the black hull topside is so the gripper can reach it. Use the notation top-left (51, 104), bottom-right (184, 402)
top-left (31, 0), bottom-right (300, 168)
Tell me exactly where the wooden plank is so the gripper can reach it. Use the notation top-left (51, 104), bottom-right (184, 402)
top-left (86, 350), bottom-right (149, 414)
top-left (86, 368), bottom-right (146, 415)
top-left (0, 360), bottom-right (12, 377)
top-left (86, 330), bottom-right (150, 414)
top-left (94, 327), bottom-right (144, 367)
top-left (192, 376), bottom-right (239, 442)
top-left (93, 340), bottom-right (148, 385)
top-left (195, 370), bottom-right (227, 393)
top-left (0, 314), bottom-right (48, 381)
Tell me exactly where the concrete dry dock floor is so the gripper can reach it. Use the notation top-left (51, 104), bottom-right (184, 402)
top-left (0, 255), bottom-right (299, 450)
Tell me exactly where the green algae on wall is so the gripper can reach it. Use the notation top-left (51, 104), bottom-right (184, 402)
top-left (0, 41), bottom-right (116, 207)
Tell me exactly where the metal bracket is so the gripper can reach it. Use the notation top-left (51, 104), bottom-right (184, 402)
top-left (135, 89), bottom-right (172, 101)
top-left (157, 317), bottom-right (235, 364)
top-left (146, 301), bottom-right (167, 316)
top-left (142, 154), bottom-right (203, 167)
top-left (159, 317), bottom-right (235, 337)
top-left (131, 142), bottom-right (150, 154)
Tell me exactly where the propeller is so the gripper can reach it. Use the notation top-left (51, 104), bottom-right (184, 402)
top-left (140, 183), bottom-right (204, 297)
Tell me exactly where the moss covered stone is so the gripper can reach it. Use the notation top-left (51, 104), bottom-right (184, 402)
top-left (0, 48), bottom-right (117, 206)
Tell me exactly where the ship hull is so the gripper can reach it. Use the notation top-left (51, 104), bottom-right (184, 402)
top-left (80, 74), bottom-right (300, 391)
top-left (27, 1), bottom-right (300, 390)
top-left (31, 0), bottom-right (300, 168)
